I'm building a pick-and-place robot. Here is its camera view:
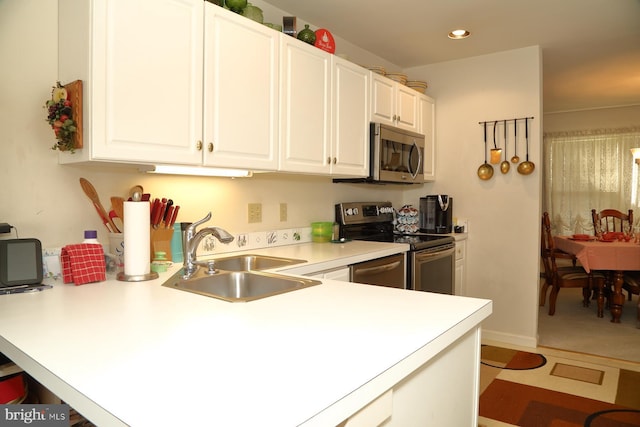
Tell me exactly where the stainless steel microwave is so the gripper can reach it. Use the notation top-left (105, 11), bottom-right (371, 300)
top-left (334, 122), bottom-right (425, 184)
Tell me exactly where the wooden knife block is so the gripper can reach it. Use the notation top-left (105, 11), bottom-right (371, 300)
top-left (150, 227), bottom-right (174, 261)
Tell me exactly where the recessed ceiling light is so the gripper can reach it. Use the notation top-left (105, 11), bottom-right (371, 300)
top-left (448, 29), bottom-right (470, 39)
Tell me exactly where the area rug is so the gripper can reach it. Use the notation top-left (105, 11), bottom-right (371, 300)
top-left (479, 345), bottom-right (640, 426)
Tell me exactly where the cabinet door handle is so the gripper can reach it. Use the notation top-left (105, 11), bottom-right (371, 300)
top-left (393, 114), bottom-right (397, 122)
top-left (208, 142), bottom-right (214, 152)
top-left (196, 140), bottom-right (203, 151)
top-left (333, 157), bottom-right (337, 164)
top-left (327, 157), bottom-right (331, 165)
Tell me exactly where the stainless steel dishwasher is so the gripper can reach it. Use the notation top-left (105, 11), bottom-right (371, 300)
top-left (350, 253), bottom-right (406, 289)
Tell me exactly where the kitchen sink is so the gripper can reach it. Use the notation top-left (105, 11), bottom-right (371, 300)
top-left (163, 270), bottom-right (321, 302)
top-left (208, 254), bottom-right (306, 271)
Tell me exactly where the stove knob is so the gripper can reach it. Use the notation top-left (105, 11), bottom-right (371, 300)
top-left (353, 208), bottom-right (359, 215)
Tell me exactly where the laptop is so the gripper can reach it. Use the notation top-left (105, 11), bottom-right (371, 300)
top-left (0, 239), bottom-right (52, 294)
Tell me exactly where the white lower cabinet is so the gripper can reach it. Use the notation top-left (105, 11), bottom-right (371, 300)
top-left (341, 327), bottom-right (481, 427)
top-left (455, 239), bottom-right (467, 296)
top-left (343, 390), bottom-right (393, 427)
top-left (306, 266), bottom-right (350, 282)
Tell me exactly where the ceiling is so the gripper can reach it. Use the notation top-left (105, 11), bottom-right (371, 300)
top-left (264, 0), bottom-right (640, 113)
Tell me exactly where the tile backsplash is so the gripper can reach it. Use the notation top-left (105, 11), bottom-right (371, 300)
top-left (197, 226), bottom-right (312, 256)
top-left (43, 226), bottom-right (313, 279)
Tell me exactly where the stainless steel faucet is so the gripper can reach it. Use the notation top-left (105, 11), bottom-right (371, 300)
top-left (183, 212), bottom-right (234, 278)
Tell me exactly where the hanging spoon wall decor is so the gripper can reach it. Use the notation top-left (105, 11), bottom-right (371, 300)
top-left (511, 119), bottom-right (520, 164)
top-left (477, 121), bottom-right (494, 180)
top-left (490, 121), bottom-right (502, 164)
top-left (500, 120), bottom-right (510, 174)
top-left (517, 117), bottom-right (535, 175)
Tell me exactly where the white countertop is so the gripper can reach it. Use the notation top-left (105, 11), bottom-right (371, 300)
top-left (0, 241), bottom-right (491, 426)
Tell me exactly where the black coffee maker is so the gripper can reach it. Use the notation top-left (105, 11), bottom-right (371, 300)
top-left (419, 195), bottom-right (453, 234)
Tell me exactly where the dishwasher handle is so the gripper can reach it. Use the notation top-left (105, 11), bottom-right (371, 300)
top-left (352, 260), bottom-right (402, 276)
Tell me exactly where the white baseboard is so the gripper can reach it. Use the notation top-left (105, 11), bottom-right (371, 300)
top-left (482, 329), bottom-right (537, 349)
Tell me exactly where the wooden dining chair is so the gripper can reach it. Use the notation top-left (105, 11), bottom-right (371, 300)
top-left (541, 212), bottom-right (605, 315)
top-left (591, 209), bottom-right (633, 234)
top-left (622, 272), bottom-right (640, 326)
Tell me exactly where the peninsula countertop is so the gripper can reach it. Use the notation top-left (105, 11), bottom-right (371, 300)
top-left (0, 241), bottom-right (491, 426)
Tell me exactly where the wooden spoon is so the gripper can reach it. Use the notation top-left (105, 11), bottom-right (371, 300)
top-left (111, 196), bottom-right (125, 222)
top-left (79, 178), bottom-right (120, 233)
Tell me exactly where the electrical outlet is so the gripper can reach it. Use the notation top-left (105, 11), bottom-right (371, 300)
top-left (248, 203), bottom-right (262, 223)
top-left (280, 203), bottom-right (287, 222)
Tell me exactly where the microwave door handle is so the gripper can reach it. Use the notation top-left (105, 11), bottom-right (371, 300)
top-left (354, 260), bottom-right (402, 276)
top-left (408, 140), bottom-right (422, 179)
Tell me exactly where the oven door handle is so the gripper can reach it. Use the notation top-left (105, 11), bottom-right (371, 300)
top-left (353, 260), bottom-right (402, 276)
top-left (414, 247), bottom-right (455, 262)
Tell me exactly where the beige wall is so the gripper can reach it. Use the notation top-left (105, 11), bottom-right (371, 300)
top-left (544, 105), bottom-right (640, 132)
top-left (404, 46), bottom-right (543, 347)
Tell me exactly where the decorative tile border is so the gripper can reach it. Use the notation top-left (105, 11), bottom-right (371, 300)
top-left (197, 227), bottom-right (312, 256)
top-left (42, 227), bottom-right (313, 275)
top-left (43, 247), bottom-right (62, 280)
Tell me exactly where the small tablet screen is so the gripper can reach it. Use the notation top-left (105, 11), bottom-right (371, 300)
top-left (0, 239), bottom-right (43, 286)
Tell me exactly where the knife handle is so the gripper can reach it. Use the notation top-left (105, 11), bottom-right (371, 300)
top-left (169, 206), bottom-right (180, 228)
top-left (163, 206), bottom-right (174, 228)
top-left (163, 200), bottom-right (174, 222)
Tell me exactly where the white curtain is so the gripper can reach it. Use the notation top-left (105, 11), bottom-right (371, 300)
top-left (543, 127), bottom-right (640, 235)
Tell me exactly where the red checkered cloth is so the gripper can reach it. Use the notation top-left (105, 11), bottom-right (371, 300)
top-left (61, 244), bottom-right (106, 285)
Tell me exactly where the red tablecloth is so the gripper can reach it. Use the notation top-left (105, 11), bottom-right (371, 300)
top-left (554, 236), bottom-right (640, 322)
top-left (554, 236), bottom-right (640, 273)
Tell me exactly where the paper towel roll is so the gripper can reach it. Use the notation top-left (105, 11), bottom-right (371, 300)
top-left (123, 201), bottom-right (150, 276)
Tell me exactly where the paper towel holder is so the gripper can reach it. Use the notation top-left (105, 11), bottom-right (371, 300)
top-left (116, 271), bottom-right (159, 282)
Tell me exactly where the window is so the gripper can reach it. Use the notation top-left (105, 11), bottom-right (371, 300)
top-left (543, 127), bottom-right (640, 234)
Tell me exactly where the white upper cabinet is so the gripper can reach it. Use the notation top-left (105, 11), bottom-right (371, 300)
top-left (58, 0), bottom-right (204, 165)
top-left (419, 94), bottom-right (436, 181)
top-left (278, 36), bottom-right (332, 174)
top-left (58, 0), bottom-right (279, 170)
top-left (278, 38), bottom-right (369, 177)
top-left (203, 4), bottom-right (279, 170)
top-left (331, 56), bottom-right (370, 177)
top-left (55, 1), bottom-right (397, 177)
top-left (370, 73), bottom-right (419, 132)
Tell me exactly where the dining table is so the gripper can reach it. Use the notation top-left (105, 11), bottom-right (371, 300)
top-left (554, 235), bottom-right (640, 323)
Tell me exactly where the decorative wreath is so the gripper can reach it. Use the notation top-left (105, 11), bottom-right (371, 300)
top-left (45, 81), bottom-right (77, 153)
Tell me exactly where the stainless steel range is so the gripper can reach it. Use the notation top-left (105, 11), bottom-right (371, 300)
top-left (335, 201), bottom-right (456, 294)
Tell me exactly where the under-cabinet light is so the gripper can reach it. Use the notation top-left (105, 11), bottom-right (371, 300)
top-left (141, 165), bottom-right (253, 178)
